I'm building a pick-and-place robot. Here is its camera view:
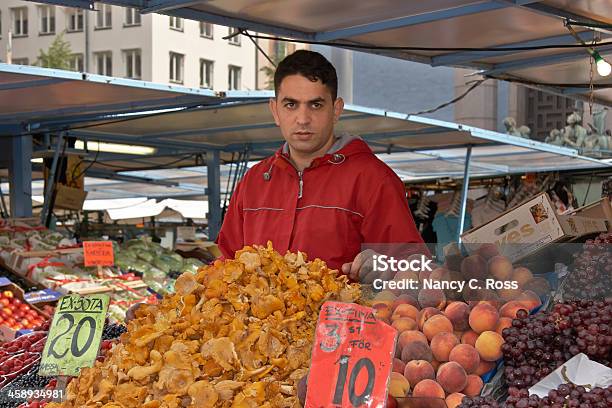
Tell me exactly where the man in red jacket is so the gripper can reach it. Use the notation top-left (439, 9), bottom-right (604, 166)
top-left (216, 50), bottom-right (425, 282)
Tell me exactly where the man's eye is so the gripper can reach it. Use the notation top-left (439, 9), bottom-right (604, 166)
top-left (285, 102), bottom-right (295, 108)
top-left (312, 103), bottom-right (322, 109)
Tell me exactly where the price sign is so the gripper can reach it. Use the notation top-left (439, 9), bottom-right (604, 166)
top-left (39, 294), bottom-right (110, 377)
top-left (305, 301), bottom-right (398, 408)
top-left (83, 241), bottom-right (114, 267)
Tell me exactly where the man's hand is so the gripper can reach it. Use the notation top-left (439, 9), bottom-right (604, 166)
top-left (341, 249), bottom-right (394, 284)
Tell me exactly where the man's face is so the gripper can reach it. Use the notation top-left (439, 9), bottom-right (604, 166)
top-left (269, 74), bottom-right (344, 157)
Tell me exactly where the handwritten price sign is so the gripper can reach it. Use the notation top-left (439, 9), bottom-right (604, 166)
top-left (83, 241), bottom-right (114, 267)
top-left (305, 301), bottom-right (397, 408)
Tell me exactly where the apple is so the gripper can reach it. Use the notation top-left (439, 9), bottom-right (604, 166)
top-left (20, 319), bottom-right (29, 327)
top-left (0, 298), bottom-right (9, 307)
top-left (12, 298), bottom-right (21, 306)
top-left (2, 291), bottom-right (14, 299)
top-left (4, 309), bottom-right (12, 316)
top-left (8, 304), bottom-right (16, 312)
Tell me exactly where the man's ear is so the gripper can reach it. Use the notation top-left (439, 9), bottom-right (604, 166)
top-left (333, 97), bottom-right (344, 123)
top-left (269, 98), bottom-right (280, 126)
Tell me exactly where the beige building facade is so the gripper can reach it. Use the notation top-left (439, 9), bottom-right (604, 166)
top-left (0, 1), bottom-right (256, 91)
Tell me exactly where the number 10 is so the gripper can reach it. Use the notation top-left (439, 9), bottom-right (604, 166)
top-left (332, 355), bottom-right (375, 406)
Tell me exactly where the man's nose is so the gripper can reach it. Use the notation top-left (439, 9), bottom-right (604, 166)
top-left (296, 106), bottom-right (311, 125)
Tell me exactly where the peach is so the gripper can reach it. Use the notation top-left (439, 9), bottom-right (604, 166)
top-left (437, 361), bottom-right (468, 394)
top-left (419, 268), bottom-right (432, 282)
top-left (497, 287), bottom-right (522, 302)
top-left (522, 277), bottom-right (551, 298)
top-left (462, 375), bottom-right (484, 397)
top-left (430, 358), bottom-right (441, 372)
top-left (475, 331), bottom-right (504, 362)
top-left (461, 254), bottom-right (488, 281)
top-left (430, 332), bottom-right (459, 362)
top-left (398, 330), bottom-right (428, 350)
top-left (430, 267), bottom-right (451, 281)
top-left (403, 360), bottom-right (435, 387)
top-left (373, 289), bottom-right (397, 307)
top-left (488, 255), bottom-right (513, 281)
top-left (388, 372), bottom-right (410, 398)
top-left (390, 271), bottom-right (420, 296)
top-left (469, 303), bottom-right (499, 334)
top-left (387, 395), bottom-right (398, 408)
top-left (495, 317), bottom-right (513, 335)
top-left (512, 266), bottom-right (533, 288)
top-left (499, 301), bottom-right (529, 319)
top-left (446, 392), bottom-right (466, 408)
top-left (444, 302), bottom-right (470, 331)
top-left (477, 243), bottom-right (499, 260)
top-left (392, 358), bottom-right (406, 374)
top-left (392, 294), bottom-right (419, 310)
top-left (412, 379), bottom-right (445, 399)
top-left (392, 304), bottom-right (420, 321)
top-left (401, 341), bottom-right (433, 363)
top-left (417, 307), bottom-right (442, 330)
top-left (461, 330), bottom-right (479, 347)
top-left (449, 344), bottom-right (480, 374)
top-left (474, 360), bottom-right (496, 376)
top-left (418, 288), bottom-right (446, 310)
top-left (516, 290), bottom-right (542, 311)
top-left (423, 315), bottom-right (454, 341)
top-left (372, 303), bottom-right (392, 323)
top-left (462, 283), bottom-right (487, 304)
top-left (392, 317), bottom-right (418, 333)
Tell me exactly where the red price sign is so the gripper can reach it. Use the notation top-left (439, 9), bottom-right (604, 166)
top-left (305, 301), bottom-right (398, 408)
top-left (83, 241), bottom-right (114, 267)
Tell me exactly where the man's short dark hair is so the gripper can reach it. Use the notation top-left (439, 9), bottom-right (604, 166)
top-left (274, 50), bottom-right (338, 100)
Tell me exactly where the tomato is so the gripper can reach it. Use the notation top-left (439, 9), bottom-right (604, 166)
top-left (12, 298), bottom-right (21, 306)
top-left (3, 309), bottom-right (12, 316)
top-left (8, 304), bottom-right (16, 311)
top-left (5, 317), bottom-right (15, 325)
top-left (0, 298), bottom-right (9, 307)
top-left (2, 291), bottom-right (14, 299)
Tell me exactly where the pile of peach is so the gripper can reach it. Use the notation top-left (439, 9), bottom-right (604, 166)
top-left (373, 252), bottom-right (545, 407)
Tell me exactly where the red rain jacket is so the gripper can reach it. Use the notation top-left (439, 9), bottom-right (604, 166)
top-left (216, 136), bottom-right (424, 270)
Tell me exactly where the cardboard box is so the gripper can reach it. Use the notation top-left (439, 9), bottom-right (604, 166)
top-left (0, 277), bottom-right (49, 342)
top-left (569, 197), bottom-right (612, 226)
top-left (461, 193), bottom-right (609, 262)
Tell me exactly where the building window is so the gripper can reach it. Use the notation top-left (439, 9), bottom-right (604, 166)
top-left (11, 8), bottom-right (28, 37)
top-left (228, 65), bottom-right (241, 90)
top-left (95, 52), bottom-right (112, 76)
top-left (67, 8), bottom-right (83, 32)
top-left (169, 16), bottom-right (183, 31)
top-left (39, 6), bottom-right (55, 35)
top-left (124, 49), bottom-right (141, 79)
top-left (96, 4), bottom-right (112, 29)
top-left (12, 58), bottom-right (29, 65)
top-left (69, 54), bottom-right (84, 72)
top-left (200, 22), bottom-right (213, 38)
top-left (200, 59), bottom-right (213, 89)
top-left (169, 52), bottom-right (184, 83)
top-left (125, 8), bottom-right (141, 26)
top-left (227, 27), bottom-right (241, 45)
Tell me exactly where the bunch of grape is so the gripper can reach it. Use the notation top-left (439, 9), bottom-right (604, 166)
top-left (504, 384), bottom-right (612, 408)
top-left (501, 300), bottom-right (611, 392)
top-left (457, 395), bottom-right (501, 407)
top-left (0, 364), bottom-right (51, 408)
top-left (101, 323), bottom-right (127, 340)
top-left (562, 232), bottom-right (612, 301)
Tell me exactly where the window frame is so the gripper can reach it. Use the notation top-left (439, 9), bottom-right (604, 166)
top-left (39, 5), bottom-right (56, 35)
top-left (95, 4), bottom-right (112, 30)
top-left (169, 52), bottom-right (184, 84)
top-left (66, 8), bottom-right (84, 32)
top-left (199, 22), bottom-right (213, 39)
top-left (169, 16), bottom-right (184, 32)
top-left (124, 49), bottom-right (142, 79)
top-left (11, 8), bottom-right (29, 37)
top-left (227, 27), bottom-right (241, 45)
top-left (124, 7), bottom-right (141, 27)
top-left (228, 65), bottom-right (242, 90)
top-left (94, 51), bottom-right (113, 76)
top-left (199, 58), bottom-right (214, 89)
top-left (69, 53), bottom-right (84, 72)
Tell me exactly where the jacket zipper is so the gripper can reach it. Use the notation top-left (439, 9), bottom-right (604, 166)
top-left (297, 171), bottom-right (303, 199)
top-left (280, 154), bottom-right (305, 199)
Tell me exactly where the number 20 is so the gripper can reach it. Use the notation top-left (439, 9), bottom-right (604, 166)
top-left (332, 355), bottom-right (375, 406)
top-left (48, 314), bottom-right (97, 358)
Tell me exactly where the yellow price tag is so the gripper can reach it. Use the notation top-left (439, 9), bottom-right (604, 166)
top-left (39, 294), bottom-right (110, 377)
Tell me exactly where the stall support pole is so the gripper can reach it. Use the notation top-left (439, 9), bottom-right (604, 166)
top-left (9, 135), bottom-right (33, 217)
top-left (457, 145), bottom-right (472, 243)
top-left (206, 150), bottom-right (222, 241)
top-left (40, 133), bottom-right (63, 226)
